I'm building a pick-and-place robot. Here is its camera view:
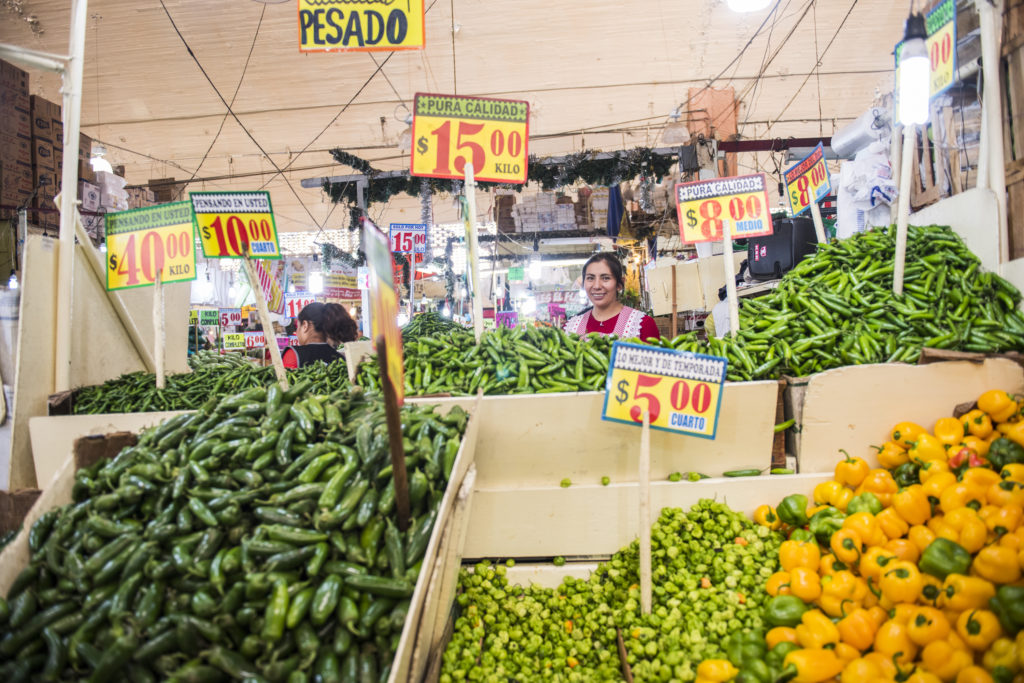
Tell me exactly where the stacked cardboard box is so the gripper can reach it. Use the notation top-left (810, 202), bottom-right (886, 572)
top-left (30, 95), bottom-right (61, 229)
top-left (126, 186), bottom-right (156, 209)
top-left (148, 178), bottom-right (185, 204)
top-left (0, 60), bottom-right (32, 221)
top-left (590, 187), bottom-right (610, 230)
top-left (494, 194), bottom-right (515, 233)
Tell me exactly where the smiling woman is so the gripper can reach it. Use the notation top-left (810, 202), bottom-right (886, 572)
top-left (563, 252), bottom-right (659, 341)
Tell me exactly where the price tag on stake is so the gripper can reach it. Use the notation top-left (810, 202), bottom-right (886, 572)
top-left (189, 309), bottom-right (198, 326)
top-left (284, 293), bottom-right (316, 319)
top-left (675, 173), bottom-right (773, 244)
top-left (105, 202), bottom-right (197, 291)
top-left (926, 0), bottom-right (956, 97)
top-left (190, 191), bottom-right (282, 259)
top-left (244, 331), bottom-right (266, 349)
top-left (784, 143), bottom-right (832, 217)
top-left (219, 308), bottom-right (242, 328)
top-left (602, 342), bottom-right (727, 439)
top-left (222, 332), bottom-right (245, 351)
top-left (199, 310), bottom-right (220, 327)
top-left (389, 223), bottom-right (428, 253)
top-left (411, 93), bottom-right (529, 184)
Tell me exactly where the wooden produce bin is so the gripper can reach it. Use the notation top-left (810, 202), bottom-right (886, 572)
top-left (1, 403), bottom-right (482, 683)
top-left (791, 358), bottom-right (1024, 474)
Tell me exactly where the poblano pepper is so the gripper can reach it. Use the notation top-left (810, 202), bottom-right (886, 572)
top-left (892, 462), bottom-right (921, 487)
top-left (808, 507), bottom-right (846, 544)
top-left (989, 585), bottom-right (1024, 636)
top-left (777, 494), bottom-right (809, 527)
top-left (919, 538), bottom-right (972, 579)
top-left (846, 492), bottom-right (882, 516)
top-left (764, 595), bottom-right (808, 627)
top-left (989, 437), bottom-right (1024, 470)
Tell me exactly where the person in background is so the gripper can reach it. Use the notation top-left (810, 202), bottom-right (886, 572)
top-left (282, 302), bottom-right (358, 368)
top-left (563, 252), bottom-right (659, 340)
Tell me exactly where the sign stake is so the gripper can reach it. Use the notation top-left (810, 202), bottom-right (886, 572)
top-left (639, 408), bottom-right (652, 616)
top-left (670, 264), bottom-right (678, 339)
top-left (153, 272), bottom-right (165, 389)
top-left (376, 335), bottom-right (412, 531)
top-left (464, 163), bottom-right (483, 341)
top-left (893, 124), bottom-right (915, 295)
top-left (722, 218), bottom-right (740, 336)
top-left (809, 199), bottom-right (827, 245)
top-left (242, 255), bottom-right (289, 390)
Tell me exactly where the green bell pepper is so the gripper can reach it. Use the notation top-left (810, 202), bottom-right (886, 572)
top-left (919, 538), bottom-right (972, 579)
top-left (789, 528), bottom-right (815, 543)
top-left (735, 660), bottom-right (774, 683)
top-left (776, 494), bottom-right (809, 527)
top-left (808, 507), bottom-right (846, 544)
top-left (846, 492), bottom-right (882, 516)
top-left (990, 585), bottom-right (1024, 636)
top-left (764, 641), bottom-right (799, 670)
top-left (725, 630), bottom-right (767, 669)
top-left (892, 462), bottom-right (921, 488)
top-left (764, 595), bottom-right (808, 627)
top-left (989, 437), bottom-right (1024, 470)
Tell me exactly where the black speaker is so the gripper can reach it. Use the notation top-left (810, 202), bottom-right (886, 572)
top-left (747, 216), bottom-right (818, 281)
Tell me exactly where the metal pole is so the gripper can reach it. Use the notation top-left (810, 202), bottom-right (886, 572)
top-left (54, 0), bottom-right (88, 392)
top-left (894, 124), bottom-right (916, 295)
top-left (464, 163), bottom-right (483, 341)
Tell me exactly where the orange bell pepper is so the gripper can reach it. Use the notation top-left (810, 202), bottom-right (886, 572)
top-left (877, 507), bottom-right (911, 541)
top-left (934, 417), bottom-right (966, 447)
top-left (844, 512), bottom-right (886, 547)
top-left (796, 609), bottom-right (840, 649)
top-left (766, 626), bottom-right (799, 649)
top-left (858, 546), bottom-right (898, 582)
top-left (856, 469), bottom-right (899, 508)
top-left (939, 574), bottom-right (996, 612)
top-left (885, 538), bottom-right (920, 563)
top-left (972, 545), bottom-right (1022, 584)
top-left (766, 570), bottom-right (791, 596)
top-left (874, 619), bottom-right (919, 665)
top-left (789, 566), bottom-right (823, 603)
top-left (754, 504), bottom-right (782, 530)
top-left (876, 441), bottom-right (911, 469)
top-left (910, 433), bottom-right (949, 464)
top-left (892, 421), bottom-right (927, 449)
top-left (780, 539), bottom-right (821, 572)
top-left (831, 528), bottom-right (865, 565)
top-left (906, 605), bottom-right (951, 646)
top-left (879, 560), bottom-right (924, 604)
top-left (893, 485), bottom-right (932, 526)
top-left (979, 389), bottom-right (1018, 423)
top-left (956, 609), bottom-right (1004, 651)
top-left (920, 638), bottom-right (973, 681)
top-left (836, 452), bottom-right (870, 488)
top-left (963, 409), bottom-right (995, 439)
top-left (837, 607), bottom-right (880, 652)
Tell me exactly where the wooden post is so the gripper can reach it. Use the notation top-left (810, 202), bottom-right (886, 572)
top-left (893, 124), bottom-right (916, 295)
top-left (376, 336), bottom-right (411, 531)
top-left (809, 199), bottom-right (827, 244)
top-left (722, 220), bottom-right (740, 336)
top-left (638, 409), bottom-right (652, 616)
top-left (153, 272), bottom-right (165, 389)
top-left (242, 255), bottom-right (289, 390)
top-left (670, 264), bottom-right (678, 338)
top-left (464, 163), bottom-right (483, 342)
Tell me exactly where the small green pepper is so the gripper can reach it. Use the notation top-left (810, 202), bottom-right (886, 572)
top-left (776, 494), bottom-right (808, 527)
top-left (846, 492), bottom-right (882, 516)
top-left (919, 538), bottom-right (972, 579)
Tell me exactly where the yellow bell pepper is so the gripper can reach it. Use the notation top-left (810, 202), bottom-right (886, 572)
top-left (999, 421), bottom-right (1024, 449)
top-left (973, 545), bottom-right (1023, 584)
top-left (844, 512), bottom-right (886, 547)
top-left (815, 480), bottom-right (844, 506)
top-left (820, 571), bottom-right (863, 618)
top-left (820, 552), bottom-right (846, 577)
top-left (979, 389), bottom-right (1018, 423)
top-left (956, 609), bottom-right (1004, 651)
top-left (780, 539), bottom-right (821, 572)
top-left (928, 516), bottom-right (961, 544)
top-left (874, 619), bottom-right (919, 665)
top-left (876, 441), bottom-right (911, 469)
top-left (940, 483), bottom-right (985, 514)
top-left (988, 480), bottom-right (1024, 508)
top-left (940, 574), bottom-right (996, 612)
top-left (695, 659), bottom-right (738, 682)
top-left (920, 638), bottom-right (974, 681)
top-left (858, 546), bottom-right (898, 582)
top-left (836, 453), bottom-right (871, 488)
top-left (754, 504), bottom-right (782, 530)
top-left (834, 641), bottom-right (860, 665)
top-left (831, 528), bottom-right (865, 565)
top-left (893, 421), bottom-right (928, 449)
top-left (935, 417), bottom-right (967, 447)
top-left (837, 607), bottom-right (880, 652)
top-left (963, 435), bottom-right (991, 458)
top-left (943, 507), bottom-right (988, 554)
top-left (1002, 464), bottom-right (1024, 484)
top-left (904, 671), bottom-right (943, 683)
top-left (920, 459), bottom-right (952, 482)
top-left (911, 433), bottom-right (950, 464)
top-left (796, 609), bottom-right (840, 649)
top-left (856, 469), bottom-right (899, 508)
top-left (909, 525), bottom-right (938, 554)
top-left (840, 657), bottom-right (885, 683)
top-left (832, 486), bottom-right (855, 512)
top-left (954, 666), bottom-right (996, 683)
top-left (863, 651), bottom-right (900, 679)
top-left (962, 466), bottom-right (1002, 494)
top-left (982, 637), bottom-right (1020, 677)
top-left (880, 560), bottom-right (924, 604)
top-left (924, 471), bottom-right (959, 501)
top-left (783, 648), bottom-right (845, 683)
top-left (906, 605), bottom-right (951, 646)
top-left (877, 507), bottom-right (911, 541)
top-left (963, 409), bottom-right (995, 439)
top-left (919, 573), bottom-right (944, 606)
top-left (894, 485), bottom-right (933, 526)
top-left (885, 538), bottom-right (920, 564)
top-left (766, 570), bottom-right (791, 596)
top-left (766, 626), bottom-right (799, 649)
top-left (789, 566), bottom-right (822, 603)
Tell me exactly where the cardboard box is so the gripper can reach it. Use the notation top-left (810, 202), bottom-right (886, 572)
top-left (0, 104), bottom-right (30, 138)
top-left (78, 133), bottom-right (92, 161)
top-left (0, 59), bottom-right (28, 92)
top-left (646, 253), bottom-right (746, 315)
top-left (29, 96), bottom-right (59, 143)
top-left (78, 180), bottom-right (100, 212)
top-left (78, 159), bottom-right (95, 184)
top-left (52, 120), bottom-right (63, 148)
top-left (31, 138), bottom-right (55, 172)
top-left (0, 132), bottom-right (31, 164)
top-left (149, 177), bottom-right (184, 203)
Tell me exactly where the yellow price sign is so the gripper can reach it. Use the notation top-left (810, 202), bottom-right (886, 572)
top-left (105, 202), bottom-right (196, 291)
top-left (927, 20), bottom-right (955, 96)
top-left (784, 143), bottom-right (831, 217)
top-left (297, 0), bottom-right (424, 53)
top-left (189, 309), bottom-right (198, 325)
top-left (602, 342), bottom-right (727, 439)
top-left (410, 93), bottom-right (529, 184)
top-left (675, 173), bottom-right (773, 244)
top-left (190, 191), bottom-right (281, 259)
top-left (363, 217), bottom-right (405, 404)
top-left (222, 332), bottom-right (245, 351)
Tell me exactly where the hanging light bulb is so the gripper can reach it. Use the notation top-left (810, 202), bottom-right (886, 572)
top-left (727, 0), bottom-right (771, 12)
top-left (897, 12), bottom-right (929, 126)
top-left (7, 271), bottom-right (18, 290)
top-left (528, 258), bottom-right (542, 280)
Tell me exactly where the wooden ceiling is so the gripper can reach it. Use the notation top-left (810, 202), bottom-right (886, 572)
top-left (0, 0), bottom-right (907, 234)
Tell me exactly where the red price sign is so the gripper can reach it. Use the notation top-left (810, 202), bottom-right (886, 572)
top-left (105, 202), bottom-right (196, 291)
top-left (602, 342), bottom-right (727, 439)
top-left (285, 294), bottom-right (316, 319)
top-left (219, 308), bottom-right (242, 327)
top-left (784, 143), bottom-right (831, 216)
top-left (675, 174), bottom-right (773, 244)
top-left (388, 223), bottom-right (427, 253)
top-left (244, 331), bottom-right (266, 349)
top-left (190, 191), bottom-right (281, 259)
top-left (410, 93), bottom-right (529, 184)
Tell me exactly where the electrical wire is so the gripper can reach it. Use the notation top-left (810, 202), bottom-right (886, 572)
top-left (176, 4), bottom-right (266, 200)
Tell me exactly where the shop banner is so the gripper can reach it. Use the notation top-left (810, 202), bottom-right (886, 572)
top-left (389, 223), bottom-right (427, 253)
top-left (244, 331), bottom-right (266, 349)
top-left (222, 332), bottom-right (245, 351)
top-left (784, 143), bottom-right (832, 217)
top-left (219, 308), bottom-right (242, 328)
top-left (284, 293), bottom-right (317, 319)
top-left (286, 258), bottom-right (310, 292)
top-left (363, 217), bottom-right (405, 404)
top-left (411, 93), bottom-right (529, 184)
top-left (675, 173), bottom-right (773, 244)
top-left (105, 202), bottom-right (196, 291)
top-left (191, 191), bottom-right (281, 259)
top-left (297, 0), bottom-right (425, 53)
top-left (324, 265), bottom-right (361, 300)
top-left (254, 259), bottom-right (286, 314)
top-left (602, 342), bottom-right (727, 439)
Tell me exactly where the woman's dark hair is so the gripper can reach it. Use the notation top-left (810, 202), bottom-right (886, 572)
top-left (582, 252), bottom-right (625, 295)
top-left (298, 302), bottom-right (358, 345)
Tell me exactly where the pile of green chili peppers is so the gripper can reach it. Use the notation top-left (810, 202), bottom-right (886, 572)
top-left (2, 384), bottom-right (467, 682)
